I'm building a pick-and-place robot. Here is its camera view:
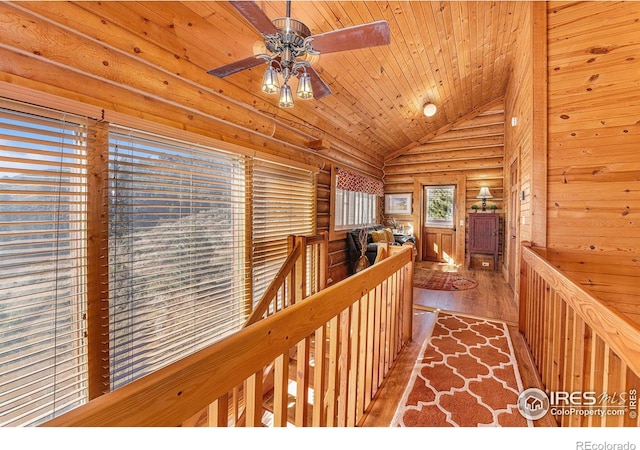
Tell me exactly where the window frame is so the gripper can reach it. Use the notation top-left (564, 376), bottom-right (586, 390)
top-left (329, 165), bottom-right (380, 240)
top-left (0, 93), bottom-right (318, 425)
top-left (0, 100), bottom-right (90, 426)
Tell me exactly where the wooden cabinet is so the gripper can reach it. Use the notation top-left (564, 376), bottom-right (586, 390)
top-left (468, 213), bottom-right (499, 271)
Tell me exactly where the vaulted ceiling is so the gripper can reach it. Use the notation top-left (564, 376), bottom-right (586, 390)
top-left (189, 0), bottom-right (527, 161)
top-left (7, 1), bottom-right (527, 163)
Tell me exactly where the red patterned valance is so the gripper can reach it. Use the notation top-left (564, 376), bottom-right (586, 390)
top-left (337, 168), bottom-right (384, 197)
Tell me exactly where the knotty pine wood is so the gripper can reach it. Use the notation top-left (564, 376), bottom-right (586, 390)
top-left (0, 1), bottom-right (528, 162)
top-left (540, 249), bottom-right (640, 328)
top-left (520, 246), bottom-right (640, 427)
top-left (545, 1), bottom-right (640, 321)
top-left (385, 103), bottom-right (506, 267)
top-left (86, 120), bottom-right (110, 400)
top-left (521, 246), bottom-right (640, 382)
top-left (413, 262), bottom-right (519, 324)
top-left (0, 2), bottom-right (384, 177)
top-left (1, 0), bottom-right (376, 289)
top-left (504, 1), bottom-right (535, 302)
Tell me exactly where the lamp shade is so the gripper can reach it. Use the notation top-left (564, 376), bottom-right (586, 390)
top-left (297, 72), bottom-right (313, 99)
top-left (423, 103), bottom-right (437, 117)
top-left (476, 187), bottom-right (493, 199)
top-left (261, 66), bottom-right (279, 94)
top-left (278, 83), bottom-right (294, 108)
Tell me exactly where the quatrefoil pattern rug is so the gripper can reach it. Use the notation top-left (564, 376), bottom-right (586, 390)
top-left (391, 312), bottom-right (532, 427)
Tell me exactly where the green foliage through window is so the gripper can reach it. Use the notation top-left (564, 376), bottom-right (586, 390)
top-left (425, 186), bottom-right (454, 227)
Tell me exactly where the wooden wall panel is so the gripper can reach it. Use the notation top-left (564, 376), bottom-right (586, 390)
top-left (504, 3), bottom-right (533, 294)
top-left (546, 1), bottom-right (640, 316)
top-left (384, 103), bottom-right (505, 267)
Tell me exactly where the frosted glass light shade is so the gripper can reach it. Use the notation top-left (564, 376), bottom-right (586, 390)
top-left (423, 103), bottom-right (437, 117)
top-left (278, 83), bottom-right (294, 108)
top-left (297, 72), bottom-right (314, 99)
top-left (261, 66), bottom-right (279, 94)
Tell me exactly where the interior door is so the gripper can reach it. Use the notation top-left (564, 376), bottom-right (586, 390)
top-left (508, 160), bottom-right (519, 288)
top-left (422, 185), bottom-right (456, 263)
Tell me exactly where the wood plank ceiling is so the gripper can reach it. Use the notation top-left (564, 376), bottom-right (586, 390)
top-left (10, 1), bottom-right (527, 164)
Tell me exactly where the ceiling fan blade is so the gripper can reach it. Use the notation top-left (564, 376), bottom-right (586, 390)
top-left (306, 66), bottom-right (332, 100)
top-left (207, 55), bottom-right (265, 78)
top-left (229, 1), bottom-right (277, 35)
top-left (309, 20), bottom-right (391, 54)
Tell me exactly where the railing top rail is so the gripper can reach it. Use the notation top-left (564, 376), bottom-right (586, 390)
top-left (302, 232), bottom-right (328, 245)
top-left (522, 245), bottom-right (640, 377)
top-left (43, 246), bottom-right (413, 427)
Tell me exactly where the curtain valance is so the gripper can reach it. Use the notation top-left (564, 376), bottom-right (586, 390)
top-left (336, 168), bottom-right (384, 197)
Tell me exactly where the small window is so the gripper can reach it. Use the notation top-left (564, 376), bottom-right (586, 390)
top-left (425, 185), bottom-right (455, 227)
top-left (334, 187), bottom-right (377, 231)
top-left (332, 168), bottom-right (381, 233)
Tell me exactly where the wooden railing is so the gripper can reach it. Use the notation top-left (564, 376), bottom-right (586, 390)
top-left (519, 244), bottom-right (640, 427)
top-left (42, 243), bottom-right (414, 427)
top-left (245, 232), bottom-right (328, 327)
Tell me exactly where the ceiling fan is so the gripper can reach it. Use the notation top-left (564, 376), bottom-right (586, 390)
top-left (207, 0), bottom-right (391, 108)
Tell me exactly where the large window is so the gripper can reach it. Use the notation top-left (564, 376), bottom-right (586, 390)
top-left (0, 99), bottom-right (316, 425)
top-left (251, 159), bottom-right (315, 305)
top-left (108, 127), bottom-right (248, 389)
top-left (0, 100), bottom-right (89, 426)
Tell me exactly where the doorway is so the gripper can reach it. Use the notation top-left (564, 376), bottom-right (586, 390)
top-left (422, 185), bottom-right (456, 263)
top-left (413, 174), bottom-right (467, 266)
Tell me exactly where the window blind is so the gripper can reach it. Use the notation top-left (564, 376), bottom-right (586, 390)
top-left (251, 159), bottom-right (315, 305)
top-left (108, 126), bottom-right (248, 390)
top-left (0, 100), bottom-right (88, 426)
top-left (334, 168), bottom-right (379, 230)
top-left (335, 188), bottom-right (377, 230)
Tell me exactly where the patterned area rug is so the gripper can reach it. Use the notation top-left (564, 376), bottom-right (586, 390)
top-left (413, 268), bottom-right (478, 291)
top-left (391, 312), bottom-right (531, 427)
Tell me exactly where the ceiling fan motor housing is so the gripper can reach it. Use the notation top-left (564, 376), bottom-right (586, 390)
top-left (266, 17), bottom-right (312, 58)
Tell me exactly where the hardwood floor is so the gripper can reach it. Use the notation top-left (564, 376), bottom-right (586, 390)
top-left (360, 263), bottom-right (557, 427)
top-left (413, 261), bottom-right (519, 324)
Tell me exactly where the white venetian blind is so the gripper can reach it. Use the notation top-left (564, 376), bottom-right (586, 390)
top-left (0, 99), bottom-right (88, 426)
top-left (108, 125), bottom-right (248, 390)
top-left (251, 159), bottom-right (315, 305)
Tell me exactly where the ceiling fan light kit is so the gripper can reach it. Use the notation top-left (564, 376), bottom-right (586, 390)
top-left (278, 83), bottom-right (294, 108)
top-left (261, 65), bottom-right (280, 94)
top-left (208, 0), bottom-right (391, 108)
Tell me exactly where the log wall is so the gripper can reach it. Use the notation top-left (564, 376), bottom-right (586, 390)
top-left (0, 2), bottom-right (378, 286)
top-left (546, 1), bottom-right (640, 322)
top-left (384, 101), bottom-right (506, 267)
